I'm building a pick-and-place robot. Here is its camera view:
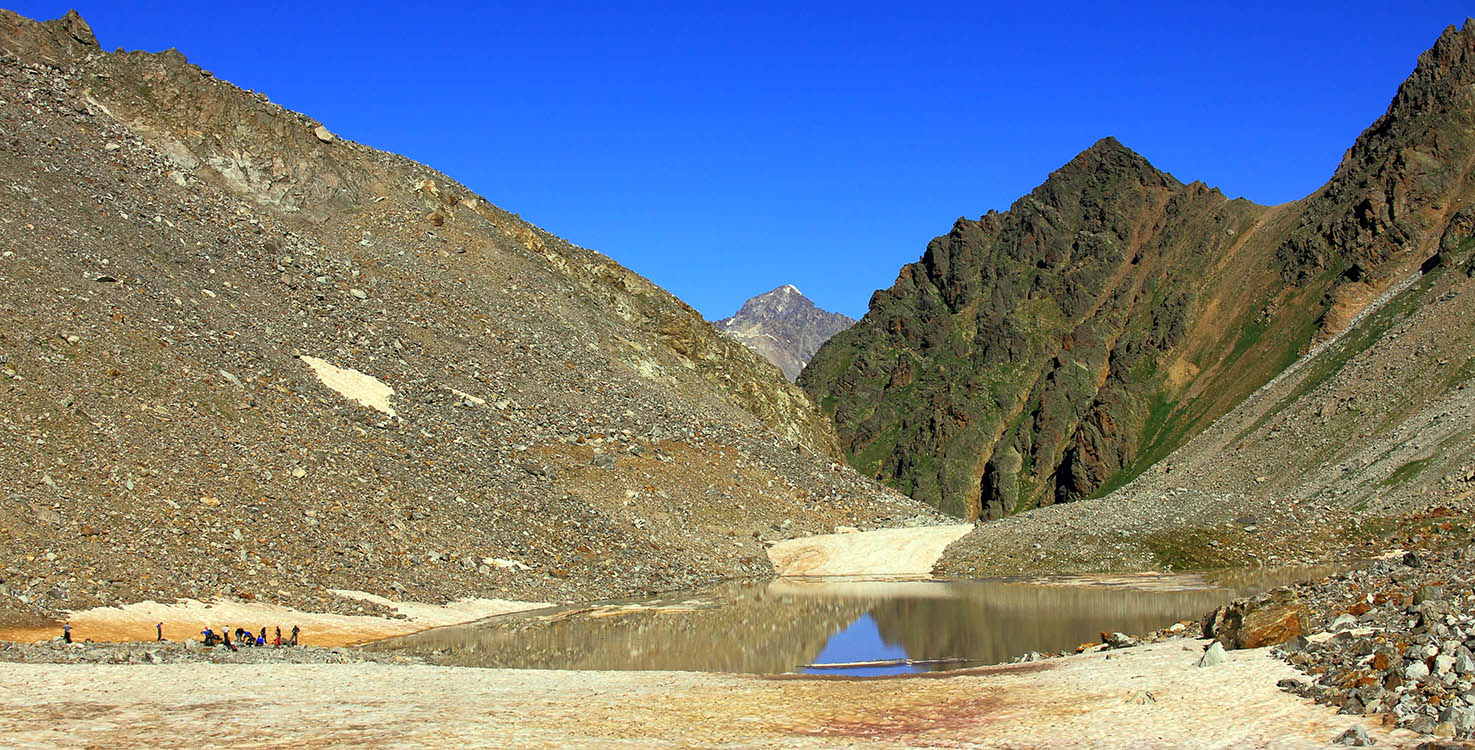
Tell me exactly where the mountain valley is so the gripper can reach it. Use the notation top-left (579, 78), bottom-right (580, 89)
top-left (5, 7), bottom-right (1475, 748)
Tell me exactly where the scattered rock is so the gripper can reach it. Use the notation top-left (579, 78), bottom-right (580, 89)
top-left (519, 462), bottom-right (558, 480)
top-left (1276, 546), bottom-right (1475, 740)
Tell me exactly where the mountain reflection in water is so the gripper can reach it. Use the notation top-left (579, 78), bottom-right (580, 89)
top-left (366, 565), bottom-right (1341, 674)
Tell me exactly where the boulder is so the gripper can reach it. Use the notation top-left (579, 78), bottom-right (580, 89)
top-left (1198, 641), bottom-right (1229, 667)
top-left (1202, 590), bottom-right (1310, 649)
top-left (1435, 654), bottom-right (1456, 675)
top-left (1454, 651), bottom-right (1475, 675)
top-left (1452, 706), bottom-right (1475, 734)
top-left (1334, 725), bottom-right (1372, 746)
top-left (1416, 585), bottom-right (1445, 603)
top-left (1406, 660), bottom-right (1431, 682)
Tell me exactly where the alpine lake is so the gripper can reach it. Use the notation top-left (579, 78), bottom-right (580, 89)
top-left (365, 565), bottom-right (1342, 676)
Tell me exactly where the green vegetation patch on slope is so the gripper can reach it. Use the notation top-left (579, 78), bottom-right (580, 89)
top-left (1142, 527), bottom-right (1236, 570)
top-left (1381, 456), bottom-right (1435, 487)
top-left (1233, 268), bottom-right (1440, 447)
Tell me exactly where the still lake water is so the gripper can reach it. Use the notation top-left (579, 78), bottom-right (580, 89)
top-left (367, 567), bottom-right (1339, 676)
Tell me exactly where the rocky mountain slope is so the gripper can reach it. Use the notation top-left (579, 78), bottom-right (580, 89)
top-left (938, 227), bottom-right (1475, 577)
top-left (802, 20), bottom-right (1475, 521)
top-left (0, 10), bottom-right (945, 623)
top-left (713, 285), bottom-right (854, 382)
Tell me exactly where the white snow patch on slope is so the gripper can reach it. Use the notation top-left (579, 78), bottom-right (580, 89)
top-left (301, 355), bottom-right (397, 416)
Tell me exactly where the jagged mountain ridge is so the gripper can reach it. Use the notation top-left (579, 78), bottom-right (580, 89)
top-left (0, 10), bottom-right (945, 621)
top-left (714, 285), bottom-right (855, 382)
top-left (802, 20), bottom-right (1475, 520)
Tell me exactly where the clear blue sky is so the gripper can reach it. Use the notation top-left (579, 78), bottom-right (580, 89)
top-left (13, 2), bottom-right (1472, 319)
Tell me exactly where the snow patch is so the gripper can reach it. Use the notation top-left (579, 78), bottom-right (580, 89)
top-left (300, 356), bottom-right (397, 416)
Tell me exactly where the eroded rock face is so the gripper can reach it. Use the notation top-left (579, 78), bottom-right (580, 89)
top-left (1278, 22), bottom-right (1475, 280)
top-left (803, 21), bottom-right (1475, 520)
top-left (713, 285), bottom-right (855, 382)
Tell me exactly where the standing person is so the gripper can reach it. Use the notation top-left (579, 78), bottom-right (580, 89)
top-left (156, 622), bottom-right (164, 642)
top-left (257, 627), bottom-right (266, 647)
top-left (273, 626), bottom-right (282, 647)
top-left (222, 628), bottom-right (237, 652)
top-left (62, 623), bottom-right (71, 643)
top-left (289, 625), bottom-right (299, 647)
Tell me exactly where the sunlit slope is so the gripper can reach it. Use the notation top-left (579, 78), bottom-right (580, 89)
top-left (0, 10), bottom-right (945, 620)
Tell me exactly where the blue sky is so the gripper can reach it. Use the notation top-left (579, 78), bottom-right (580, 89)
top-left (13, 2), bottom-right (1472, 318)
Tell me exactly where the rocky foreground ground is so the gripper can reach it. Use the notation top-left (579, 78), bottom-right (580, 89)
top-left (0, 639), bottom-right (1393, 749)
top-left (1015, 538), bottom-right (1475, 746)
top-left (1272, 545), bottom-right (1475, 742)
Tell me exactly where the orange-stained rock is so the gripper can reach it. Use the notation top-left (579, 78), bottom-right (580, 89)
top-left (1202, 589), bottom-right (1310, 649)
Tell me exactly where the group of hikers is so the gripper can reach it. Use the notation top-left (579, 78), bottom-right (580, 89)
top-left (59, 621), bottom-right (303, 648)
top-left (199, 624), bottom-right (301, 650)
